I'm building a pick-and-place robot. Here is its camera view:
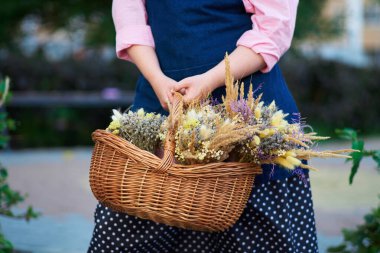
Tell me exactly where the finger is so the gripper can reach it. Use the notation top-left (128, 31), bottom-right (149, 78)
top-left (170, 87), bottom-right (184, 96)
top-left (163, 98), bottom-right (170, 111)
top-left (174, 79), bottom-right (190, 91)
top-left (175, 87), bottom-right (186, 95)
top-left (183, 93), bottom-right (193, 104)
top-left (167, 90), bottom-right (174, 103)
top-left (161, 101), bottom-right (168, 111)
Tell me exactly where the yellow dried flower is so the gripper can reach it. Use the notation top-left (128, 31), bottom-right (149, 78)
top-left (274, 156), bottom-right (295, 170)
top-left (277, 150), bottom-right (287, 156)
top-left (259, 129), bottom-right (270, 138)
top-left (286, 156), bottom-right (302, 166)
top-left (269, 101), bottom-right (276, 111)
top-left (107, 120), bottom-right (121, 130)
top-left (271, 111), bottom-right (285, 126)
top-left (183, 118), bottom-right (200, 130)
top-left (254, 107), bottom-right (261, 119)
top-left (253, 135), bottom-right (260, 145)
top-left (111, 109), bottom-right (123, 122)
top-left (285, 150), bottom-right (297, 157)
top-left (254, 101), bottom-right (264, 119)
top-left (137, 108), bottom-right (145, 117)
top-left (145, 113), bottom-right (154, 118)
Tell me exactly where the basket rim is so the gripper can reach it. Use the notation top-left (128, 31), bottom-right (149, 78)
top-left (92, 129), bottom-right (263, 177)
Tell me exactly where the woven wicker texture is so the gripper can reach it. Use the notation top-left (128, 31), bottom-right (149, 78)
top-left (89, 93), bottom-right (262, 232)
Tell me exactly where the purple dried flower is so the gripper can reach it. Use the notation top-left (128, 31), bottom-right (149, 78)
top-left (210, 97), bottom-right (220, 106)
top-left (230, 99), bottom-right (253, 121)
top-left (291, 112), bottom-right (310, 134)
top-left (291, 112), bottom-right (301, 124)
top-left (269, 164), bottom-right (275, 179)
top-left (253, 82), bottom-right (264, 95)
top-left (256, 147), bottom-right (278, 161)
top-left (257, 148), bottom-right (268, 160)
top-left (292, 167), bottom-right (308, 186)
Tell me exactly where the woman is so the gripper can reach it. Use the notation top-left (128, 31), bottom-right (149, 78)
top-left (88, 0), bottom-right (319, 252)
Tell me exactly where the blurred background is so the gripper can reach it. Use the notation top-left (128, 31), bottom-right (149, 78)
top-left (0, 0), bottom-right (379, 252)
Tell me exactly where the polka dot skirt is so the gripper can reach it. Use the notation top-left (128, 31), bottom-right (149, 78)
top-left (88, 174), bottom-right (318, 253)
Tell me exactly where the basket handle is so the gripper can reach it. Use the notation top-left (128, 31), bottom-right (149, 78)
top-left (154, 92), bottom-right (183, 173)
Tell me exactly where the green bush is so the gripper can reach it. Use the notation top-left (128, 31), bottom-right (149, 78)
top-left (0, 77), bottom-right (39, 252)
top-left (0, 53), bottom-right (139, 92)
top-left (9, 107), bottom-right (111, 148)
top-left (327, 202), bottom-right (380, 253)
top-left (281, 55), bottom-right (380, 134)
top-left (327, 128), bottom-right (380, 253)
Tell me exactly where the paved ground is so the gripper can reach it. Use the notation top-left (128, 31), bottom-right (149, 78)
top-left (0, 138), bottom-right (379, 253)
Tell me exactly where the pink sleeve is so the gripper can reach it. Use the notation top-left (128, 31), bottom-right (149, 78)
top-left (112, 0), bottom-right (155, 61)
top-left (238, 0), bottom-right (299, 73)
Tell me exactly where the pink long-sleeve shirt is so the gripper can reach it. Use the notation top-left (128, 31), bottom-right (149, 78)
top-left (112, 0), bottom-right (298, 73)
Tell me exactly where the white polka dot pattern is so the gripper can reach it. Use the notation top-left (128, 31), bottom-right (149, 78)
top-left (88, 174), bottom-right (318, 252)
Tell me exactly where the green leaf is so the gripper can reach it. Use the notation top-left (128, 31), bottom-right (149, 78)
top-left (0, 111), bottom-right (7, 120)
top-left (25, 206), bottom-right (41, 221)
top-left (0, 168), bottom-right (8, 179)
top-left (0, 79), bottom-right (5, 93)
top-left (0, 232), bottom-right (13, 253)
top-left (349, 140), bottom-right (364, 185)
top-left (0, 135), bottom-right (9, 148)
top-left (335, 128), bottom-right (358, 141)
top-left (4, 91), bottom-right (12, 103)
top-left (0, 121), bottom-right (6, 132)
top-left (6, 119), bottom-right (15, 131)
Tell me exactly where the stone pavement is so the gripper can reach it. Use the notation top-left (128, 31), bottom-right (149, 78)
top-left (0, 138), bottom-right (379, 253)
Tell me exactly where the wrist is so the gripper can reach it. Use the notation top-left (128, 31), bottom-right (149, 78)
top-left (145, 69), bottom-right (165, 84)
top-left (203, 68), bottom-right (224, 92)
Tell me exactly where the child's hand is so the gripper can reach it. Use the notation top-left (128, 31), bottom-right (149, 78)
top-left (174, 74), bottom-right (215, 103)
top-left (150, 74), bottom-right (178, 111)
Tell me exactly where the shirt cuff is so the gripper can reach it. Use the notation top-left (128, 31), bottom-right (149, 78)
top-left (237, 31), bottom-right (281, 73)
top-left (116, 25), bottom-right (155, 62)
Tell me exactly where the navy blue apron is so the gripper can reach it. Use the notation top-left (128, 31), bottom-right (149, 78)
top-left (130, 0), bottom-right (307, 183)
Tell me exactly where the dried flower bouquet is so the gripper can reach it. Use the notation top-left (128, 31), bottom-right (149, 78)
top-left (106, 55), bottom-right (354, 172)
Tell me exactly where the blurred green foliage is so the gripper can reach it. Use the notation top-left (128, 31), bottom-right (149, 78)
top-left (0, 1), bottom-right (112, 49)
top-left (327, 128), bottom-right (380, 253)
top-left (282, 55), bottom-right (380, 134)
top-left (0, 78), bottom-right (39, 252)
top-left (0, 54), bottom-right (139, 92)
top-left (9, 107), bottom-right (112, 147)
top-left (335, 128), bottom-right (380, 184)
top-left (327, 202), bottom-right (380, 253)
top-left (294, 0), bottom-right (340, 41)
top-left (0, 0), bottom-right (330, 49)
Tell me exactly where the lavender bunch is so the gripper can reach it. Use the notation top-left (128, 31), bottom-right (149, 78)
top-left (106, 109), bottom-right (166, 153)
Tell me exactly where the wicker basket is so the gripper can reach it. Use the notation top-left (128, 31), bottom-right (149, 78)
top-left (89, 93), bottom-right (262, 232)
